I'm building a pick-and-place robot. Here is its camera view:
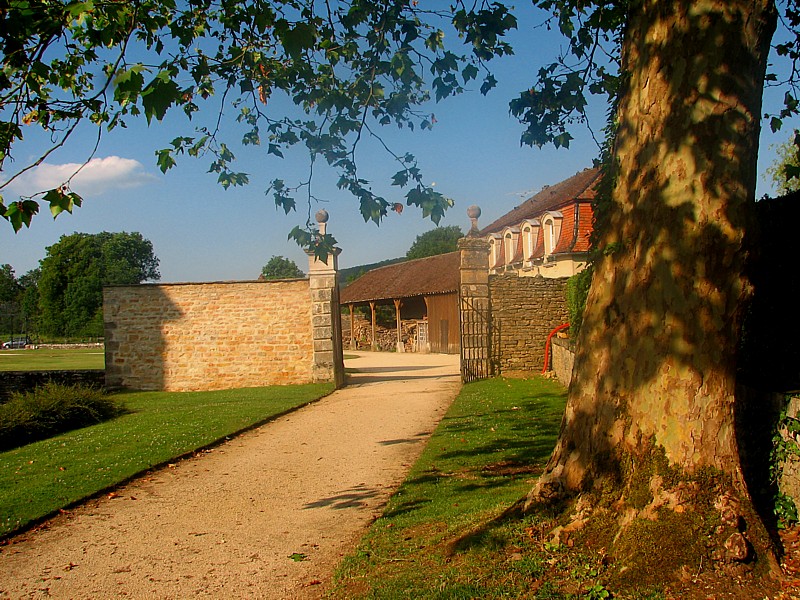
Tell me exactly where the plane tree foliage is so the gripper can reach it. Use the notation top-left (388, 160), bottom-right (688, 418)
top-left (0, 0), bottom-right (518, 255)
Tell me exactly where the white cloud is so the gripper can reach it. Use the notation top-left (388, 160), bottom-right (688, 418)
top-left (3, 156), bottom-right (157, 197)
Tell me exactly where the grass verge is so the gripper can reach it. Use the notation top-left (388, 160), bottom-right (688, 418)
top-left (331, 375), bottom-right (580, 599)
top-left (0, 383), bottom-right (332, 537)
top-left (0, 347), bottom-right (104, 371)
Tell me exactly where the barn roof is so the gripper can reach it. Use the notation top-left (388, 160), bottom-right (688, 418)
top-left (340, 251), bottom-right (460, 305)
top-left (480, 167), bottom-right (600, 235)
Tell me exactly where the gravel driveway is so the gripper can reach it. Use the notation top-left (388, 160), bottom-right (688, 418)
top-left (0, 351), bottom-right (461, 599)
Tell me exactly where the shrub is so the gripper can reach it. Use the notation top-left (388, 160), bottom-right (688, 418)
top-left (566, 266), bottom-right (594, 335)
top-left (0, 382), bottom-right (125, 451)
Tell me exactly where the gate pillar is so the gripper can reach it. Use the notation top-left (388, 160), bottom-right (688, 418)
top-left (307, 210), bottom-right (345, 388)
top-left (458, 216), bottom-right (492, 383)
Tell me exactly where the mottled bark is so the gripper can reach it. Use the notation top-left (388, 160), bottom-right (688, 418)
top-left (528, 0), bottom-right (778, 576)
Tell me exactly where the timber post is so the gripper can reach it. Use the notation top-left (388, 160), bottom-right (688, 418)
top-left (394, 298), bottom-right (404, 352)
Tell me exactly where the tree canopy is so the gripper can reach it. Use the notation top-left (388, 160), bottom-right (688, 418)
top-left (405, 225), bottom-right (463, 260)
top-left (2, 2), bottom-right (797, 248)
top-left (0, 0), bottom-right (521, 251)
top-left (38, 231), bottom-right (159, 337)
top-left (260, 255), bottom-right (304, 279)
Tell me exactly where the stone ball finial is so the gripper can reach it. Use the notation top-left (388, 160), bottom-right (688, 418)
top-left (467, 204), bottom-right (481, 236)
top-left (315, 208), bottom-right (329, 236)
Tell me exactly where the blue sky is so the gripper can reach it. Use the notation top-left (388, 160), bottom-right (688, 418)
top-left (1, 8), bottom-right (797, 283)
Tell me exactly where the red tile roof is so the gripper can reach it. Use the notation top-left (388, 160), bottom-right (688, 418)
top-left (480, 167), bottom-right (601, 236)
top-left (340, 251), bottom-right (460, 305)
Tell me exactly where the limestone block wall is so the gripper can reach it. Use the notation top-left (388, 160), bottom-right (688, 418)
top-left (550, 337), bottom-right (575, 388)
top-left (488, 274), bottom-right (569, 374)
top-left (104, 280), bottom-right (316, 392)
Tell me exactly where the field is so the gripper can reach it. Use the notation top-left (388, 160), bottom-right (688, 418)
top-left (0, 347), bottom-right (104, 371)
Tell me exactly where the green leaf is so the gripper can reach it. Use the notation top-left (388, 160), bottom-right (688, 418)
top-left (480, 74), bottom-right (497, 95)
top-left (155, 149), bottom-right (176, 173)
top-left (288, 226), bottom-right (312, 247)
top-left (44, 188), bottom-right (81, 217)
top-left (113, 65), bottom-right (146, 105)
top-left (141, 72), bottom-right (182, 124)
top-left (4, 200), bottom-right (40, 232)
top-left (282, 23), bottom-right (316, 60)
top-left (462, 63), bottom-right (479, 83)
top-left (391, 170), bottom-right (410, 187)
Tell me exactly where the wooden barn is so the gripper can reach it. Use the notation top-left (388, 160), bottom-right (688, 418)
top-left (339, 252), bottom-right (460, 354)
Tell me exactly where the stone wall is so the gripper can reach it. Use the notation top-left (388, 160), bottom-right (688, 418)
top-left (550, 336), bottom-right (575, 388)
top-left (489, 274), bottom-right (569, 374)
top-left (0, 370), bottom-right (105, 402)
top-left (104, 279), bottom-right (324, 392)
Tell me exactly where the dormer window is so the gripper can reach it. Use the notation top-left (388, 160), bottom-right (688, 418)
top-left (520, 219), bottom-right (540, 264)
top-left (541, 211), bottom-right (563, 258)
top-left (500, 226), bottom-right (521, 266)
top-left (504, 232), bottom-right (513, 264)
top-left (488, 234), bottom-right (502, 269)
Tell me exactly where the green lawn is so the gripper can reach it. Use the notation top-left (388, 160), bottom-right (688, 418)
top-left (331, 376), bottom-right (580, 599)
top-left (0, 383), bottom-right (333, 537)
top-left (0, 347), bottom-right (104, 371)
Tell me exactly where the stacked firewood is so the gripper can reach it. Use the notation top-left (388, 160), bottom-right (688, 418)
top-left (341, 316), bottom-right (418, 352)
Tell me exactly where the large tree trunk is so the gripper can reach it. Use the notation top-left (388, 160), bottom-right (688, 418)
top-left (528, 0), bottom-right (778, 588)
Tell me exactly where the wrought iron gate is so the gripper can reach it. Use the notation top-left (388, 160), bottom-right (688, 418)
top-left (459, 295), bottom-right (494, 383)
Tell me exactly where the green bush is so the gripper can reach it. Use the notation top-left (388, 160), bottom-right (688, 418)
top-left (0, 382), bottom-right (125, 451)
top-left (566, 266), bottom-right (594, 335)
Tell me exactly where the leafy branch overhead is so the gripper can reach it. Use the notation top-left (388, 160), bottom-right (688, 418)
top-left (3, 0), bottom-right (800, 246)
top-left (0, 0), bottom-right (517, 239)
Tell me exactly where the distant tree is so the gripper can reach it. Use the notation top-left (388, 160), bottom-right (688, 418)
top-left (260, 256), bottom-right (304, 280)
top-left (38, 232), bottom-right (160, 338)
top-left (101, 232), bottom-right (161, 284)
top-left (766, 131), bottom-right (800, 195)
top-left (17, 269), bottom-right (40, 335)
top-left (0, 264), bottom-right (21, 336)
top-left (0, 265), bottom-right (20, 302)
top-left (406, 226), bottom-right (463, 260)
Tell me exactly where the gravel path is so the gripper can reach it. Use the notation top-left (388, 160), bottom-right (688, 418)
top-left (0, 351), bottom-right (461, 599)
